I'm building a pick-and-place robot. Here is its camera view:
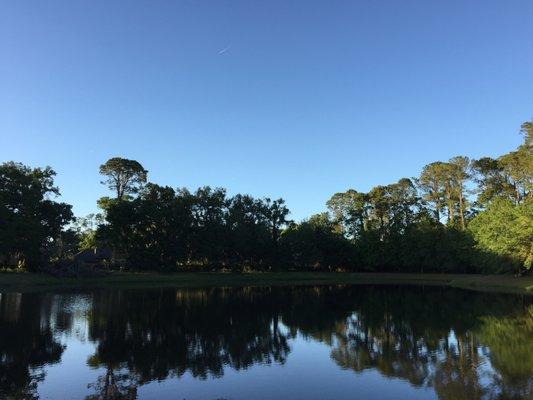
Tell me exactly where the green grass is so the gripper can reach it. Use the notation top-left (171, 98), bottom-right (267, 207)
top-left (0, 271), bottom-right (532, 294)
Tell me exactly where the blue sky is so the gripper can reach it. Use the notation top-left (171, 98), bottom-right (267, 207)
top-left (1, 0), bottom-right (532, 221)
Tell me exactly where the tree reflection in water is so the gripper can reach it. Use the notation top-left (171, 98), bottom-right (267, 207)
top-left (0, 293), bottom-right (71, 399)
top-left (323, 287), bottom-right (532, 400)
top-left (84, 287), bottom-right (291, 399)
top-left (0, 286), bottom-right (531, 400)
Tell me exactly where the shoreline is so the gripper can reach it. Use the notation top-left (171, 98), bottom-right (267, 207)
top-left (0, 272), bottom-right (532, 294)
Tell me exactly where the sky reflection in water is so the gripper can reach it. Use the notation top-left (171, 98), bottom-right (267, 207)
top-left (0, 285), bottom-right (531, 400)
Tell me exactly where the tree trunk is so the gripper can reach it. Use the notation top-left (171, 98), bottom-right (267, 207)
top-left (459, 191), bottom-right (465, 230)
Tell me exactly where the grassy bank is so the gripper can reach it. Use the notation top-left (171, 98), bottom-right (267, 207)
top-left (0, 271), bottom-right (532, 294)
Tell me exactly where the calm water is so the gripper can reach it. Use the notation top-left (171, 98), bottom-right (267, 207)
top-left (0, 285), bottom-right (531, 400)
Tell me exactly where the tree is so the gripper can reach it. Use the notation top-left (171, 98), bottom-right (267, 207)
top-left (520, 120), bottom-right (533, 149)
top-left (327, 190), bottom-right (369, 238)
top-left (418, 159), bottom-right (471, 227)
top-left (417, 162), bottom-right (447, 222)
top-left (469, 198), bottom-right (533, 274)
top-left (367, 185), bottom-right (390, 236)
top-left (382, 178), bottom-right (420, 234)
top-left (262, 198), bottom-right (291, 243)
top-left (73, 121), bottom-right (533, 274)
top-left (471, 157), bottom-right (515, 206)
top-left (498, 148), bottom-right (532, 204)
top-left (97, 183), bottom-right (189, 269)
top-left (226, 194), bottom-right (270, 270)
top-left (281, 213), bottom-right (355, 271)
top-left (448, 156), bottom-right (470, 229)
top-left (472, 122), bottom-right (532, 207)
top-left (188, 186), bottom-right (229, 267)
top-left (0, 162), bottom-right (73, 270)
top-left (99, 158), bottom-right (148, 200)
top-left (72, 213), bottom-right (104, 250)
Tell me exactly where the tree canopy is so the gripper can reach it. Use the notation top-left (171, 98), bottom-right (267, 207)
top-left (1, 121), bottom-right (532, 274)
top-left (99, 157), bottom-right (148, 200)
top-left (0, 162), bottom-right (73, 270)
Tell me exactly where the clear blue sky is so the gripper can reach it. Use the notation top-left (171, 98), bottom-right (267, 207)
top-left (1, 1), bottom-right (532, 221)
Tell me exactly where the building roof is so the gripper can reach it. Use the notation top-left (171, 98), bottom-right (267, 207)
top-left (74, 248), bottom-right (113, 263)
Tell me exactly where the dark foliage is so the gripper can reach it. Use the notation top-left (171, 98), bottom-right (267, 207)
top-left (1, 287), bottom-right (530, 399)
top-left (0, 162), bottom-right (73, 270)
top-left (1, 120), bottom-right (531, 273)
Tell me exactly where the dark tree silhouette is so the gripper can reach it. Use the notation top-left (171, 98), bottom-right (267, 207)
top-left (99, 157), bottom-right (148, 200)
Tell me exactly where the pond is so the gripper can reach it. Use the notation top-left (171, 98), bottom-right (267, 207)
top-left (0, 285), bottom-right (531, 399)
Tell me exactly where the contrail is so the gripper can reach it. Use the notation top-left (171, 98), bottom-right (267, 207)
top-left (218, 45), bottom-right (231, 55)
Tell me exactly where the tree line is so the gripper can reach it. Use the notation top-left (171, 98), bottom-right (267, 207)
top-left (0, 121), bottom-right (531, 273)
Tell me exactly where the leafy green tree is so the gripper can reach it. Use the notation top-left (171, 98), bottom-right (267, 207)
top-left (226, 194), bottom-right (269, 270)
top-left (471, 157), bottom-right (516, 205)
top-left (418, 158), bottom-right (472, 228)
top-left (326, 190), bottom-right (369, 238)
top-left (472, 122), bottom-right (532, 207)
top-left (448, 156), bottom-right (470, 229)
top-left (399, 218), bottom-right (476, 273)
top-left (98, 184), bottom-right (190, 269)
top-left (96, 182), bottom-right (291, 271)
top-left (0, 162), bottom-right (73, 270)
top-left (87, 121), bottom-right (533, 273)
top-left (417, 161), bottom-right (447, 221)
top-left (99, 158), bottom-right (148, 200)
top-left (367, 185), bottom-right (390, 236)
top-left (281, 213), bottom-right (355, 271)
top-left (469, 198), bottom-right (533, 273)
top-left (383, 178), bottom-right (420, 233)
top-left (262, 198), bottom-right (291, 242)
top-left (188, 186), bottom-right (229, 267)
top-left (498, 147), bottom-right (532, 204)
top-left (72, 213), bottom-right (103, 250)
top-left (521, 120), bottom-right (533, 148)
top-left (327, 179), bottom-right (419, 241)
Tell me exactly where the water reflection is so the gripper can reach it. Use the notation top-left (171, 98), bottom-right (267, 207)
top-left (0, 293), bottom-right (65, 399)
top-left (0, 286), bottom-right (531, 399)
top-left (85, 288), bottom-right (290, 399)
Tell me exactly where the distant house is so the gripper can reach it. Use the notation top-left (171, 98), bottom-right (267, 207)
top-left (74, 248), bottom-right (113, 265)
